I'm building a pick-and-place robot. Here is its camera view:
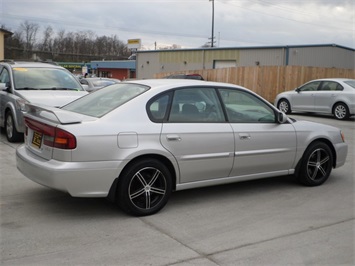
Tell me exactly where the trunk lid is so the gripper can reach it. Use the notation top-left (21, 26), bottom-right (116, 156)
top-left (23, 103), bottom-right (96, 160)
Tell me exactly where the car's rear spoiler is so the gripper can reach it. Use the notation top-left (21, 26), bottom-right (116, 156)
top-left (24, 103), bottom-right (84, 124)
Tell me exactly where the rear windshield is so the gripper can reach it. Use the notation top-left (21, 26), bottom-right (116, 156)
top-left (344, 80), bottom-right (355, 89)
top-left (13, 67), bottom-right (84, 91)
top-left (62, 83), bottom-right (149, 117)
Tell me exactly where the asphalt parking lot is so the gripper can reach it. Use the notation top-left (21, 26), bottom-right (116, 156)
top-left (1, 114), bottom-right (354, 266)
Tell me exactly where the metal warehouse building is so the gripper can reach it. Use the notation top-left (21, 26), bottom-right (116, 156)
top-left (136, 44), bottom-right (355, 79)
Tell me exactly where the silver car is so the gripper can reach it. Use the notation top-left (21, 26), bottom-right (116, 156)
top-left (16, 79), bottom-right (348, 216)
top-left (274, 78), bottom-right (355, 120)
top-left (0, 61), bottom-right (88, 142)
top-left (79, 77), bottom-right (120, 92)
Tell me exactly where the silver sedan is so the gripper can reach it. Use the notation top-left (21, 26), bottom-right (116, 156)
top-left (274, 78), bottom-right (355, 120)
top-left (16, 79), bottom-right (348, 216)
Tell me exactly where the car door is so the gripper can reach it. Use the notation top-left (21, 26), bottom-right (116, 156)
top-left (158, 87), bottom-right (235, 184)
top-left (291, 81), bottom-right (321, 112)
top-left (314, 81), bottom-right (342, 113)
top-left (219, 88), bottom-right (297, 178)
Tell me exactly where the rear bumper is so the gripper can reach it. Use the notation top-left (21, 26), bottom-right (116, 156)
top-left (16, 144), bottom-right (123, 197)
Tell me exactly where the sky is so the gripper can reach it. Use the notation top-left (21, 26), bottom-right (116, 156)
top-left (1, 0), bottom-right (354, 50)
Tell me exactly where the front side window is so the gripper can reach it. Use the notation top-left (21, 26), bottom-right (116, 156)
top-left (299, 81), bottom-right (321, 92)
top-left (0, 67), bottom-right (10, 84)
top-left (219, 89), bottom-right (276, 123)
top-left (168, 87), bottom-right (225, 123)
top-left (63, 83), bottom-right (149, 117)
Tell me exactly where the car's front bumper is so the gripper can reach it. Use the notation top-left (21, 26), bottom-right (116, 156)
top-left (16, 144), bottom-right (122, 197)
top-left (334, 142), bottom-right (348, 168)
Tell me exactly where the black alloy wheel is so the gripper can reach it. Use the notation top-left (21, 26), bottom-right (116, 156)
top-left (297, 142), bottom-right (333, 186)
top-left (117, 158), bottom-right (172, 216)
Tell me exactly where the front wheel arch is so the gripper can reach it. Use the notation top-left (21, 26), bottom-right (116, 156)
top-left (277, 98), bottom-right (292, 114)
top-left (5, 109), bottom-right (23, 142)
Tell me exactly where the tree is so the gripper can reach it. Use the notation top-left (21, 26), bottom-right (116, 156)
top-left (4, 20), bottom-right (131, 61)
top-left (19, 21), bottom-right (39, 56)
top-left (39, 26), bottom-right (53, 52)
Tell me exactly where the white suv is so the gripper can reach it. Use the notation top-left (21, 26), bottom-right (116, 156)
top-left (0, 61), bottom-right (88, 142)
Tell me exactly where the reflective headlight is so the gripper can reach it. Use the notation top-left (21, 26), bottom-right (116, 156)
top-left (340, 131), bottom-right (345, 142)
top-left (15, 98), bottom-right (28, 111)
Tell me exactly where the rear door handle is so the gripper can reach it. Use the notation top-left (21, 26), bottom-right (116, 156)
top-left (166, 135), bottom-right (181, 141)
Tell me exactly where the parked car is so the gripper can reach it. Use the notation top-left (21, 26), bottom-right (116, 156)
top-left (275, 78), bottom-right (355, 120)
top-left (16, 79), bottom-right (348, 216)
top-left (0, 61), bottom-right (88, 142)
top-left (164, 74), bottom-right (204, 80)
top-left (80, 77), bottom-right (120, 92)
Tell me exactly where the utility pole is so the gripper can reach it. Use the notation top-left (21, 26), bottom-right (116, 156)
top-left (210, 0), bottom-right (215, 47)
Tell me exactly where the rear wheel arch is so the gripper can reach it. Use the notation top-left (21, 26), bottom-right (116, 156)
top-left (107, 154), bottom-right (177, 208)
top-left (115, 154), bottom-right (176, 216)
top-left (332, 101), bottom-right (350, 120)
top-left (119, 154), bottom-right (177, 189)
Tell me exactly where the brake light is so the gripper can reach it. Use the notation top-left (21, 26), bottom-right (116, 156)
top-left (25, 118), bottom-right (76, 149)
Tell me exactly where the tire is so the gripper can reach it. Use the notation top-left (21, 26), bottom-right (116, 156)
top-left (117, 158), bottom-right (172, 216)
top-left (277, 99), bottom-right (291, 114)
top-left (296, 142), bottom-right (333, 186)
top-left (333, 103), bottom-right (349, 120)
top-left (5, 111), bottom-right (23, 142)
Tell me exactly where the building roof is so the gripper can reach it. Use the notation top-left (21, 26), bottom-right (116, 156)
top-left (0, 28), bottom-right (13, 37)
top-left (137, 43), bottom-right (355, 53)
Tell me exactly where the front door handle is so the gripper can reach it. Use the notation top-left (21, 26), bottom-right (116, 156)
top-left (239, 133), bottom-right (251, 140)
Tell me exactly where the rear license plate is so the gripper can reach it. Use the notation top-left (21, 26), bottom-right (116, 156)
top-left (32, 131), bottom-right (43, 149)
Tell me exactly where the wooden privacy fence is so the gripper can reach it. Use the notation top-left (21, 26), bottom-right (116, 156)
top-left (155, 66), bottom-right (355, 103)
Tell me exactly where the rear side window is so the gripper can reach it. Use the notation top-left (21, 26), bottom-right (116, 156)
top-left (319, 81), bottom-right (343, 91)
top-left (344, 80), bottom-right (355, 89)
top-left (63, 83), bottom-right (149, 117)
top-left (168, 88), bottom-right (224, 122)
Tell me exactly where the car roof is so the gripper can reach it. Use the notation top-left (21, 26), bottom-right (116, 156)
top-left (311, 78), bottom-right (355, 82)
top-left (123, 79), bottom-right (245, 92)
top-left (0, 61), bottom-right (63, 69)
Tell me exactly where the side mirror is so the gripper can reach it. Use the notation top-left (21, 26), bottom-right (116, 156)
top-left (277, 112), bottom-right (288, 124)
top-left (81, 84), bottom-right (89, 91)
top-left (0, 82), bottom-right (8, 91)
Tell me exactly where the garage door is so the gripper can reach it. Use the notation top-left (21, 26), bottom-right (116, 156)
top-left (213, 60), bottom-right (237, 69)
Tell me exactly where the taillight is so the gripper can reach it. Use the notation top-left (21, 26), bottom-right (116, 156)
top-left (25, 118), bottom-right (76, 149)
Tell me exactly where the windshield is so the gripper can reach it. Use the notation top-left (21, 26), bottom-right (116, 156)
top-left (62, 83), bottom-right (149, 117)
top-left (344, 80), bottom-right (355, 89)
top-left (13, 67), bottom-right (84, 91)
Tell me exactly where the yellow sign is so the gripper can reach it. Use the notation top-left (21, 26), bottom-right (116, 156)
top-left (128, 39), bottom-right (140, 45)
top-left (127, 39), bottom-right (141, 49)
